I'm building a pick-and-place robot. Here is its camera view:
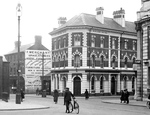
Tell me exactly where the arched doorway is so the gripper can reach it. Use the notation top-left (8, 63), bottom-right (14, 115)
top-left (73, 76), bottom-right (81, 96)
top-left (111, 76), bottom-right (116, 95)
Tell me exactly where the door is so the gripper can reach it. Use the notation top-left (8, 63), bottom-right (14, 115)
top-left (73, 76), bottom-right (81, 96)
top-left (111, 76), bottom-right (116, 95)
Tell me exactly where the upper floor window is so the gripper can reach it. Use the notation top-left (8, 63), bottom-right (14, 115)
top-left (91, 35), bottom-right (96, 47)
top-left (112, 38), bottom-right (116, 49)
top-left (54, 40), bottom-right (56, 50)
top-left (74, 55), bottom-right (80, 67)
top-left (100, 36), bottom-right (104, 48)
top-left (63, 37), bottom-right (66, 47)
top-left (58, 56), bottom-right (60, 68)
top-left (112, 56), bottom-right (116, 69)
top-left (100, 55), bottom-right (104, 68)
top-left (124, 39), bottom-right (128, 49)
top-left (124, 57), bottom-right (128, 69)
top-left (58, 39), bottom-right (61, 49)
top-left (133, 40), bottom-right (136, 50)
top-left (63, 55), bottom-right (66, 68)
top-left (91, 55), bottom-right (95, 68)
top-left (74, 34), bottom-right (81, 46)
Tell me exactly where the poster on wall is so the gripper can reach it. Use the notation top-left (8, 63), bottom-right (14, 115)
top-left (25, 50), bottom-right (51, 92)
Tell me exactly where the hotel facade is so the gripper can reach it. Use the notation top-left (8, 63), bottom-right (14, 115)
top-left (49, 7), bottom-right (137, 96)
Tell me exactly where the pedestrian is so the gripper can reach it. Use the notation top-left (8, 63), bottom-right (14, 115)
top-left (120, 90), bottom-right (124, 103)
top-left (36, 88), bottom-right (39, 95)
top-left (53, 89), bottom-right (59, 104)
top-left (63, 88), bottom-right (66, 105)
top-left (84, 89), bottom-right (89, 100)
top-left (64, 87), bottom-right (75, 113)
top-left (20, 89), bottom-right (25, 102)
top-left (124, 89), bottom-right (129, 104)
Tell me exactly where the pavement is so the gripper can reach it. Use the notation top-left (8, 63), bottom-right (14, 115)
top-left (0, 94), bottom-right (148, 111)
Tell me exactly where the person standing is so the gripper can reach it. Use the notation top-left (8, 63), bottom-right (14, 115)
top-left (36, 88), bottom-right (39, 95)
top-left (20, 89), bottom-right (25, 102)
top-left (53, 89), bottom-right (59, 104)
top-left (124, 89), bottom-right (129, 104)
top-left (120, 90), bottom-right (124, 103)
top-left (64, 87), bottom-right (74, 113)
top-left (84, 89), bottom-right (89, 100)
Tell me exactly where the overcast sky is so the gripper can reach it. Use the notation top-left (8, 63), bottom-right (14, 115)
top-left (0, 0), bottom-right (141, 57)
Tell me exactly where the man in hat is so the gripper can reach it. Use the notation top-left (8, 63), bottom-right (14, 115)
top-left (64, 87), bottom-right (75, 113)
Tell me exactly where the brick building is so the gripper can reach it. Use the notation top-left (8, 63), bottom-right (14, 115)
top-left (4, 36), bottom-right (51, 93)
top-left (49, 7), bottom-right (137, 96)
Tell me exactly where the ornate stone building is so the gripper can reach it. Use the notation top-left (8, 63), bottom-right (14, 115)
top-left (135, 0), bottom-right (150, 100)
top-left (49, 7), bottom-right (137, 96)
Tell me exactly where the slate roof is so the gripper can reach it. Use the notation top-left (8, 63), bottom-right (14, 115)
top-left (50, 13), bottom-right (136, 34)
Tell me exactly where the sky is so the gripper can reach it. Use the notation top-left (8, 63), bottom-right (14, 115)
top-left (0, 0), bottom-right (142, 58)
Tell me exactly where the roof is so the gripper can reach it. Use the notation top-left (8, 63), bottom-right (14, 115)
top-left (5, 43), bottom-right (34, 55)
top-left (50, 13), bottom-right (136, 34)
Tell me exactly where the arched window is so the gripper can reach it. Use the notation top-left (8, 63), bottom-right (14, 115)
top-left (100, 76), bottom-right (104, 89)
top-left (91, 55), bottom-right (95, 68)
top-left (91, 76), bottom-right (95, 90)
top-left (63, 55), bottom-right (65, 68)
top-left (124, 57), bottom-right (128, 69)
top-left (74, 55), bottom-right (80, 67)
top-left (100, 55), bottom-right (104, 68)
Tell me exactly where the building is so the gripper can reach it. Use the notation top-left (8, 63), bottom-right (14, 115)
top-left (0, 56), bottom-right (9, 99)
top-left (4, 36), bottom-right (51, 93)
top-left (135, 0), bottom-right (150, 100)
top-left (49, 7), bottom-right (137, 96)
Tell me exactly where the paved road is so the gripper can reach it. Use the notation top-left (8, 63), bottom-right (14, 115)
top-left (0, 95), bottom-right (150, 115)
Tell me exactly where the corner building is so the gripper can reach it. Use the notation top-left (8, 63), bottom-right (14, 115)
top-left (49, 7), bottom-right (137, 96)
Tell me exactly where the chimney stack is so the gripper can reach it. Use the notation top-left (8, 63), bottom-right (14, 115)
top-left (113, 8), bottom-right (125, 27)
top-left (96, 7), bottom-right (104, 24)
top-left (58, 17), bottom-right (67, 27)
top-left (35, 35), bottom-right (42, 45)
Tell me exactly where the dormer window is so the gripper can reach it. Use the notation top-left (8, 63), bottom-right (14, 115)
top-left (74, 34), bottom-right (81, 46)
top-left (112, 38), bottom-right (116, 49)
top-left (100, 36), bottom-right (104, 48)
top-left (124, 39), bottom-right (128, 49)
top-left (91, 35), bottom-right (96, 47)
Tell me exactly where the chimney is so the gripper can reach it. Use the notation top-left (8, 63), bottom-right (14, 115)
top-left (58, 17), bottom-right (67, 27)
top-left (113, 8), bottom-right (125, 27)
top-left (14, 41), bottom-right (21, 49)
top-left (96, 7), bottom-right (104, 24)
top-left (35, 35), bottom-right (42, 45)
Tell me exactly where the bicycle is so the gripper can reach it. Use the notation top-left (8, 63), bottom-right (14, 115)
top-left (68, 98), bottom-right (79, 114)
top-left (146, 100), bottom-right (150, 109)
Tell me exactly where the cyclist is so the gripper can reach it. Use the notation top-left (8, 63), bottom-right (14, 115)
top-left (64, 87), bottom-right (75, 113)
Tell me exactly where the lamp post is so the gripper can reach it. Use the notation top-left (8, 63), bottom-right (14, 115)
top-left (16, 3), bottom-right (22, 104)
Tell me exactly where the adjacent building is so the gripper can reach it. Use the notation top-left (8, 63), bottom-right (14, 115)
top-left (4, 36), bottom-right (51, 93)
top-left (49, 7), bottom-right (137, 96)
top-left (135, 0), bottom-right (150, 100)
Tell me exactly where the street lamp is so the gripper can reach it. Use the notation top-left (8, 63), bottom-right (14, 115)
top-left (16, 3), bottom-right (22, 104)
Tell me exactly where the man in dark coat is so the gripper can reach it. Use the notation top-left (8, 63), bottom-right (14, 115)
top-left (124, 89), bottom-right (129, 104)
top-left (84, 89), bottom-right (89, 100)
top-left (64, 87), bottom-right (74, 113)
top-left (53, 89), bottom-right (59, 104)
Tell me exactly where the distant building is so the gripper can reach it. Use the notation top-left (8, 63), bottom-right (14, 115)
top-left (49, 7), bottom-right (137, 96)
top-left (135, 0), bottom-right (150, 100)
top-left (4, 36), bottom-right (51, 93)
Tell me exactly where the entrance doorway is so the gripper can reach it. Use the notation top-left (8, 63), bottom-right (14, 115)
top-left (111, 76), bottom-right (116, 95)
top-left (73, 76), bottom-right (81, 96)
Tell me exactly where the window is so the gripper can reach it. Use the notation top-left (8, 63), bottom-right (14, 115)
top-left (58, 56), bottom-right (60, 68)
top-left (63, 37), bottom-right (66, 47)
top-left (133, 40), bottom-right (136, 50)
top-left (74, 34), bottom-right (81, 46)
top-left (100, 36), bottom-right (104, 48)
top-left (112, 38), bottom-right (116, 49)
top-left (91, 55), bottom-right (95, 68)
top-left (54, 40), bottom-right (56, 50)
top-left (132, 77), bottom-right (135, 89)
top-left (100, 55), bottom-right (104, 68)
top-left (124, 57), bottom-right (128, 69)
top-left (100, 76), bottom-right (103, 89)
top-left (74, 55), bottom-right (80, 67)
top-left (124, 39), bottom-right (128, 49)
top-left (57, 76), bottom-right (59, 89)
top-left (91, 76), bottom-right (95, 90)
top-left (58, 39), bottom-right (61, 49)
top-left (112, 56), bottom-right (116, 69)
top-left (63, 55), bottom-right (65, 68)
top-left (124, 76), bottom-right (127, 89)
top-left (91, 35), bottom-right (96, 47)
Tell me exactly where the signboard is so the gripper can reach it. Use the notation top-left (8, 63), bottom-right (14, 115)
top-left (25, 50), bottom-right (51, 91)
